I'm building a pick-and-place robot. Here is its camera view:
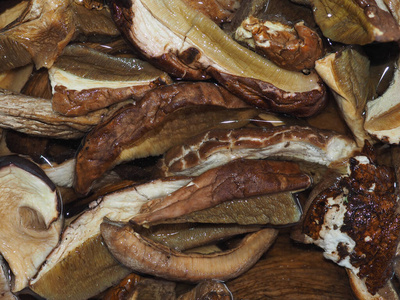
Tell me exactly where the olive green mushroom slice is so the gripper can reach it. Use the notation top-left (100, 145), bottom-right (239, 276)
top-left (29, 177), bottom-right (191, 300)
top-left (49, 44), bottom-right (172, 116)
top-left (0, 89), bottom-right (128, 139)
top-left (155, 192), bottom-right (302, 226)
top-left (0, 0), bottom-right (120, 72)
top-left (74, 81), bottom-right (255, 195)
top-left (111, 0), bottom-right (327, 117)
top-left (132, 159), bottom-right (311, 227)
top-left (364, 56), bottom-right (400, 144)
top-left (136, 223), bottom-right (261, 251)
top-left (310, 0), bottom-right (400, 45)
top-left (101, 220), bottom-right (278, 283)
top-left (315, 48), bottom-right (373, 147)
top-left (158, 125), bottom-right (358, 177)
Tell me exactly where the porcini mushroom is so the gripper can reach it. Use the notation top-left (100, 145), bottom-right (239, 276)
top-left (0, 155), bottom-right (63, 292)
top-left (49, 44), bottom-right (172, 116)
top-left (158, 125), bottom-right (358, 177)
top-left (111, 0), bottom-right (327, 117)
top-left (101, 220), bottom-right (278, 283)
top-left (74, 81), bottom-right (256, 195)
top-left (30, 177), bottom-right (191, 300)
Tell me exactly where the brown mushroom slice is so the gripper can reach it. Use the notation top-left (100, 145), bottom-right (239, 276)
top-left (0, 1), bottom-right (29, 30)
top-left (364, 56), bottom-right (400, 144)
top-left (315, 48), bottom-right (373, 147)
top-left (0, 89), bottom-right (129, 139)
top-left (30, 177), bottom-right (191, 300)
top-left (310, 0), bottom-right (400, 45)
top-left (0, 155), bottom-right (63, 292)
top-left (178, 280), bottom-right (233, 300)
top-left (124, 278), bottom-right (176, 300)
top-left (159, 125), bottom-right (358, 177)
top-left (235, 17), bottom-right (323, 71)
top-left (49, 44), bottom-right (172, 116)
top-left (74, 81), bottom-right (254, 195)
top-left (0, 64), bottom-right (33, 93)
top-left (111, 0), bottom-right (327, 117)
top-left (133, 159), bottom-right (311, 226)
top-left (0, 0), bottom-right (120, 72)
top-left (155, 192), bottom-right (302, 226)
top-left (302, 154), bottom-right (400, 296)
top-left (101, 220), bottom-right (278, 283)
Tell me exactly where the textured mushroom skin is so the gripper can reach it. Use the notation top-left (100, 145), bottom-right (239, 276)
top-left (133, 159), bottom-right (311, 226)
top-left (101, 221), bottom-right (278, 283)
top-left (111, 0), bottom-right (328, 117)
top-left (159, 125), bottom-right (357, 177)
top-left (74, 82), bottom-right (251, 195)
top-left (303, 154), bottom-right (400, 295)
top-left (235, 17), bottom-right (324, 71)
top-left (208, 67), bottom-right (327, 117)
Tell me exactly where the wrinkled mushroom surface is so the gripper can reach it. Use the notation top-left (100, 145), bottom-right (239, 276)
top-left (133, 159), bottom-right (311, 226)
top-left (235, 17), bottom-right (323, 71)
top-left (74, 81), bottom-right (254, 195)
top-left (111, 0), bottom-right (327, 117)
top-left (101, 220), bottom-right (278, 283)
top-left (159, 125), bottom-right (358, 177)
top-left (50, 44), bottom-right (172, 116)
top-left (302, 154), bottom-right (400, 295)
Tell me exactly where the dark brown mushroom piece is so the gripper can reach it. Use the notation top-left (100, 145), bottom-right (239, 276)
top-left (235, 17), bottom-right (324, 71)
top-left (49, 44), bottom-right (172, 116)
top-left (0, 0), bottom-right (120, 72)
top-left (0, 256), bottom-right (17, 300)
top-left (0, 155), bottom-right (63, 292)
top-left (177, 280), bottom-right (233, 300)
top-left (158, 125), bottom-right (358, 177)
top-left (74, 81), bottom-right (256, 195)
top-left (101, 220), bottom-right (278, 283)
top-left (310, 0), bottom-right (400, 45)
top-left (132, 159), bottom-right (311, 226)
top-left (111, 0), bottom-right (327, 117)
top-left (301, 152), bottom-right (400, 297)
top-left (30, 177), bottom-right (192, 300)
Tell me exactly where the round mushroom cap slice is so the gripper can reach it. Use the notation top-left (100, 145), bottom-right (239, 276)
top-left (0, 155), bottom-right (63, 292)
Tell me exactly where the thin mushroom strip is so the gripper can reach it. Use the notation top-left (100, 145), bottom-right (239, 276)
top-left (159, 125), bottom-right (358, 177)
top-left (101, 220), bottom-right (278, 283)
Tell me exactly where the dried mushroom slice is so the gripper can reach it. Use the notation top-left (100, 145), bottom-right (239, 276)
top-left (0, 0), bottom-right (120, 72)
top-left (310, 0), bottom-right (400, 45)
top-left (101, 220), bottom-right (278, 283)
top-left (132, 159), bottom-right (311, 226)
top-left (111, 0), bottom-right (327, 117)
top-left (0, 155), bottom-right (63, 292)
top-left (315, 48), bottom-right (373, 147)
top-left (0, 256), bottom-right (17, 300)
top-left (30, 177), bottom-right (191, 300)
top-left (74, 81), bottom-right (254, 195)
top-left (302, 154), bottom-right (400, 296)
top-left (235, 17), bottom-right (323, 71)
top-left (159, 125), bottom-right (358, 177)
top-left (0, 89), bottom-right (128, 139)
top-left (50, 44), bottom-right (172, 116)
top-left (364, 56), bottom-right (400, 144)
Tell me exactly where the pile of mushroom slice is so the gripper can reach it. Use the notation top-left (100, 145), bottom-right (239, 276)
top-left (3, 0), bottom-right (400, 298)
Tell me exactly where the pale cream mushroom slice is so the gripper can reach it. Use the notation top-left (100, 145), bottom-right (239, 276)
top-left (315, 47), bottom-right (374, 147)
top-left (364, 55), bottom-right (400, 144)
top-left (30, 177), bottom-right (191, 300)
top-left (0, 155), bottom-right (63, 293)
